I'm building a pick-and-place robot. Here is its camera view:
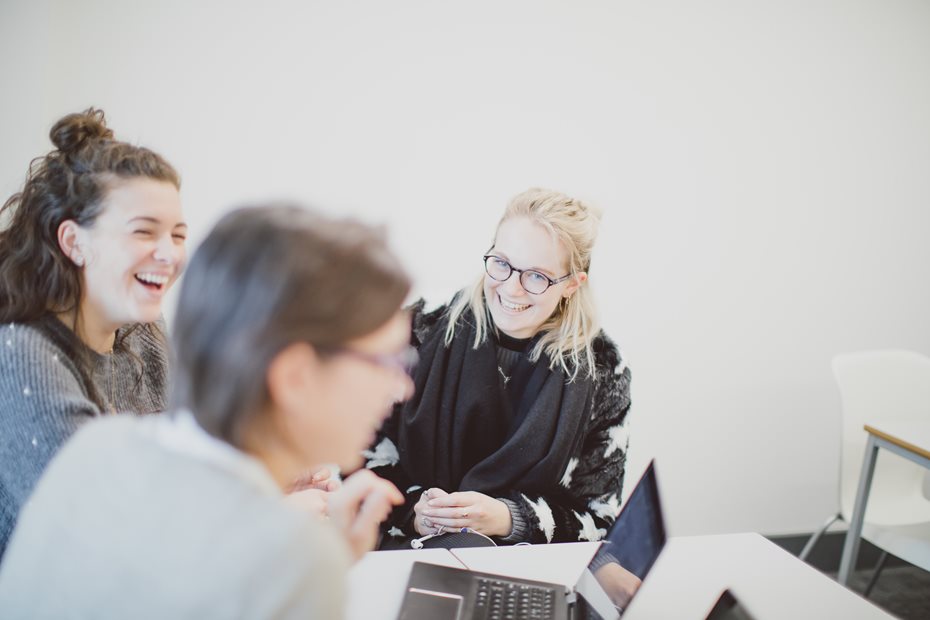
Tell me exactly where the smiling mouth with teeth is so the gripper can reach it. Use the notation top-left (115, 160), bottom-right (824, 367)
top-left (499, 295), bottom-right (531, 312)
top-left (135, 273), bottom-right (170, 290)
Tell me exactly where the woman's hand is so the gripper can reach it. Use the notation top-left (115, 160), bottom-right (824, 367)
top-left (415, 489), bottom-right (513, 538)
top-left (594, 562), bottom-right (642, 610)
top-left (283, 466), bottom-right (342, 519)
top-left (328, 469), bottom-right (403, 560)
top-left (413, 487), bottom-right (448, 536)
top-left (283, 488), bottom-right (331, 518)
top-left (289, 466), bottom-right (341, 493)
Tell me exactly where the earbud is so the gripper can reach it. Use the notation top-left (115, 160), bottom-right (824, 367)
top-left (411, 525), bottom-right (447, 549)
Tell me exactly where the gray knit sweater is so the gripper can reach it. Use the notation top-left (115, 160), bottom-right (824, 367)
top-left (0, 320), bottom-right (168, 560)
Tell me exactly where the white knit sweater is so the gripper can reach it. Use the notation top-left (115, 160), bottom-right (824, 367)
top-left (0, 412), bottom-right (351, 619)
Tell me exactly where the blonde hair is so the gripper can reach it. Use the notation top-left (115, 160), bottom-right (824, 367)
top-left (444, 188), bottom-right (602, 381)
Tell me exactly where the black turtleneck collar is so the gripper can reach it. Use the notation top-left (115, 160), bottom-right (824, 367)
top-left (494, 329), bottom-right (535, 353)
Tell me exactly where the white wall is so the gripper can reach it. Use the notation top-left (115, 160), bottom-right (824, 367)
top-left (2, 0), bottom-right (929, 536)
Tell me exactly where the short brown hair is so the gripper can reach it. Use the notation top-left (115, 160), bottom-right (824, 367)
top-left (170, 205), bottom-right (411, 447)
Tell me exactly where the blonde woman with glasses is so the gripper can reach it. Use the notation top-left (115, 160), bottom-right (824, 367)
top-left (368, 188), bottom-right (632, 547)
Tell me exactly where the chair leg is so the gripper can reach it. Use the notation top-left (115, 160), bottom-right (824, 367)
top-left (862, 551), bottom-right (889, 598)
top-left (839, 436), bottom-right (880, 586)
top-left (799, 513), bottom-right (842, 562)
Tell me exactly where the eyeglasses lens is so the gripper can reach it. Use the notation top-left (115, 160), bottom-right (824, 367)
top-left (485, 257), bottom-right (511, 281)
top-left (519, 271), bottom-right (549, 294)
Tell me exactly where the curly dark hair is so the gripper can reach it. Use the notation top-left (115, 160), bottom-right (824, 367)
top-left (0, 108), bottom-right (180, 321)
top-left (0, 108), bottom-right (180, 407)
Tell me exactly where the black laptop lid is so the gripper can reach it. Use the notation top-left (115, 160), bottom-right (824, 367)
top-left (579, 460), bottom-right (668, 620)
top-left (591, 460), bottom-right (667, 580)
top-left (704, 589), bottom-right (757, 620)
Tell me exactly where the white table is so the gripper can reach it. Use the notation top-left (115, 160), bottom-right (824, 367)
top-left (347, 534), bottom-right (892, 619)
top-left (623, 533), bottom-right (892, 619)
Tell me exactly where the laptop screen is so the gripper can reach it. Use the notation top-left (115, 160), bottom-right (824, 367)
top-left (583, 460), bottom-right (667, 616)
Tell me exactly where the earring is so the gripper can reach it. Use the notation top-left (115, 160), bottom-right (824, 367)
top-left (72, 253), bottom-right (84, 267)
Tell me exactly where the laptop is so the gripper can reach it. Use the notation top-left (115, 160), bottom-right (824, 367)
top-left (396, 460), bottom-right (667, 620)
top-left (704, 589), bottom-right (757, 620)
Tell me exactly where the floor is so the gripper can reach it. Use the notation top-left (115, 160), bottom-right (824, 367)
top-left (767, 533), bottom-right (928, 619)
top-left (828, 564), bottom-right (930, 620)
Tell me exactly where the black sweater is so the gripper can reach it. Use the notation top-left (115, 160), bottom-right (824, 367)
top-left (365, 300), bottom-right (632, 545)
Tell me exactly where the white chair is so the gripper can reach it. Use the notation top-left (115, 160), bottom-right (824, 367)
top-left (800, 349), bottom-right (930, 596)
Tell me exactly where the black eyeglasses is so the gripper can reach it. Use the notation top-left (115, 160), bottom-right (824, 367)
top-left (483, 255), bottom-right (573, 295)
top-left (319, 345), bottom-right (419, 376)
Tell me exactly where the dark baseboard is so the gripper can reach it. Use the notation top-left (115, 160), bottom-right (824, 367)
top-left (766, 531), bottom-right (910, 573)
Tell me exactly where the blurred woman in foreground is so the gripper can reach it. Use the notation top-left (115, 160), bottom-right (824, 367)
top-left (0, 205), bottom-right (412, 619)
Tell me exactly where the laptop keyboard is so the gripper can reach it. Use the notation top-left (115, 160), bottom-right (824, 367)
top-left (473, 577), bottom-right (558, 619)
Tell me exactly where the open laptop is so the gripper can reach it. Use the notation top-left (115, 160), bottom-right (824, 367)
top-left (396, 460), bottom-right (667, 620)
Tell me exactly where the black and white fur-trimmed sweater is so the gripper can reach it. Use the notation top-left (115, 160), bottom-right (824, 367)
top-left (365, 301), bottom-right (632, 545)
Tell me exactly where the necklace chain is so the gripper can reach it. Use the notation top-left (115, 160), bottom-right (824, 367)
top-left (497, 366), bottom-right (511, 386)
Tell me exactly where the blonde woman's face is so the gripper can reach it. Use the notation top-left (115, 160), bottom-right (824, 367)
top-left (483, 217), bottom-right (579, 340)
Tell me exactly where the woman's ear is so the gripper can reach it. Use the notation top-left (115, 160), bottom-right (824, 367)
top-left (57, 220), bottom-right (85, 266)
top-left (563, 271), bottom-right (587, 298)
top-left (266, 343), bottom-right (318, 417)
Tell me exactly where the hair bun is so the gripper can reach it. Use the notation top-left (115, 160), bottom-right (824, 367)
top-left (50, 108), bottom-right (114, 154)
